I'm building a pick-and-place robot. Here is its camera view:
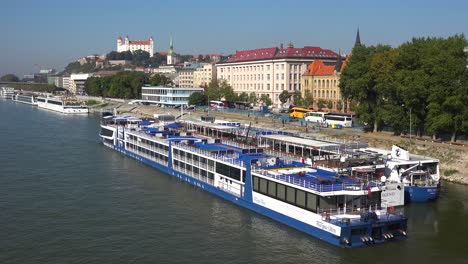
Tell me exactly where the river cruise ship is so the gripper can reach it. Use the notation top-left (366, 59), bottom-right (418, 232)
top-left (13, 93), bottom-right (38, 105)
top-left (99, 116), bottom-right (407, 247)
top-left (37, 96), bottom-right (88, 114)
top-left (0, 87), bottom-right (15, 99)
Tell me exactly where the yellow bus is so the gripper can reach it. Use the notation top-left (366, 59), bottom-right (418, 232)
top-left (289, 107), bottom-right (315, 119)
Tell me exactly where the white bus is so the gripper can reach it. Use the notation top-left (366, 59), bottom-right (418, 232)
top-left (324, 115), bottom-right (353, 127)
top-left (304, 112), bottom-right (327, 123)
top-left (210, 100), bottom-right (225, 108)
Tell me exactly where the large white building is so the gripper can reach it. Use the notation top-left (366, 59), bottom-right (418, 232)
top-left (178, 68), bottom-right (195, 88)
top-left (193, 64), bottom-right (216, 88)
top-left (117, 35), bottom-right (154, 57)
top-left (70, 73), bottom-right (93, 95)
top-left (141, 86), bottom-right (204, 106)
top-left (216, 44), bottom-right (338, 106)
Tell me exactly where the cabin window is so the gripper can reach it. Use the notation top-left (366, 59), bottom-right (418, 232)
top-left (306, 193), bottom-right (317, 212)
top-left (277, 184), bottom-right (286, 201)
top-left (286, 186), bottom-right (295, 204)
top-left (208, 172), bottom-right (214, 180)
top-left (253, 176), bottom-right (259, 191)
top-left (259, 178), bottom-right (268, 194)
top-left (267, 181), bottom-right (276, 197)
top-left (216, 163), bottom-right (241, 181)
top-left (319, 196), bottom-right (336, 211)
top-left (200, 169), bottom-right (207, 177)
top-left (296, 190), bottom-right (306, 208)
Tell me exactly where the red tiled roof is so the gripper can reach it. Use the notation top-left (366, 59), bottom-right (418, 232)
top-left (341, 54), bottom-right (351, 72)
top-left (226, 46), bottom-right (338, 63)
top-left (95, 70), bottom-right (118, 76)
top-left (129, 40), bottom-right (151, 45)
top-left (158, 52), bottom-right (168, 56)
top-left (306, 60), bottom-right (336, 76)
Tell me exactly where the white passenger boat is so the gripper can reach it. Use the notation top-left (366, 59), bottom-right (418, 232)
top-left (99, 116), bottom-right (408, 248)
top-left (13, 94), bottom-right (38, 105)
top-left (37, 96), bottom-right (88, 114)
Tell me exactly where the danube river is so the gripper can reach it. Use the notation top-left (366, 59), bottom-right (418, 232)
top-left (1, 100), bottom-right (467, 264)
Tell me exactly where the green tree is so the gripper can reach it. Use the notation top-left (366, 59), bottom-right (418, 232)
top-left (85, 77), bottom-right (102, 96)
top-left (327, 100), bottom-right (333, 110)
top-left (303, 90), bottom-right (314, 108)
top-left (279, 90), bottom-right (291, 106)
top-left (422, 35), bottom-right (468, 141)
top-left (188, 91), bottom-right (207, 106)
top-left (0, 74), bottom-right (20, 82)
top-left (132, 50), bottom-right (150, 66)
top-left (248, 92), bottom-right (257, 104)
top-left (340, 44), bottom-right (392, 132)
top-left (204, 80), bottom-right (234, 101)
top-left (317, 99), bottom-right (326, 111)
top-left (149, 74), bottom-right (172, 86)
top-left (336, 100), bottom-right (343, 112)
top-left (237, 92), bottom-right (248, 102)
top-left (259, 94), bottom-right (272, 106)
top-left (292, 92), bottom-right (301, 105)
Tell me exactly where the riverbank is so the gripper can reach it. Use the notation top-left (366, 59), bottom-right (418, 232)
top-left (91, 101), bottom-right (467, 185)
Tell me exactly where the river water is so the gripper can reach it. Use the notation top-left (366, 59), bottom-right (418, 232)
top-left (1, 100), bottom-right (467, 264)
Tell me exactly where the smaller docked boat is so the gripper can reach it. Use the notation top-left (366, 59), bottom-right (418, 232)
top-left (37, 95), bottom-right (88, 114)
top-left (13, 93), bottom-right (38, 105)
top-left (0, 87), bottom-right (15, 99)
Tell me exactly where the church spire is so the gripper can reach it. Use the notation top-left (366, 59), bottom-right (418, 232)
top-left (354, 28), bottom-right (361, 48)
top-left (335, 49), bottom-right (343, 72)
top-left (168, 35), bottom-right (174, 55)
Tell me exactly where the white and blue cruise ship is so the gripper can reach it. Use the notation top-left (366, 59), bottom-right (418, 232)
top-left (99, 116), bottom-right (408, 247)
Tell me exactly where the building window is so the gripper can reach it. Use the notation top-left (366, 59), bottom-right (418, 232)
top-left (267, 84), bottom-right (270, 90)
top-left (281, 73), bottom-right (284, 80)
top-left (266, 65), bottom-right (270, 71)
top-left (267, 74), bottom-right (270, 80)
top-left (281, 64), bottom-right (284, 70)
top-left (276, 84), bottom-right (279, 90)
top-left (276, 74), bottom-right (279, 80)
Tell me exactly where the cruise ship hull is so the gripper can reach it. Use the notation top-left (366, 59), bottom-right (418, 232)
top-left (404, 185), bottom-right (440, 203)
top-left (99, 125), bottom-right (408, 248)
top-left (37, 101), bottom-right (88, 114)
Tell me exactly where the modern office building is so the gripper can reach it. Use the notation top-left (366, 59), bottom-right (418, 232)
top-left (141, 86), bottom-right (204, 106)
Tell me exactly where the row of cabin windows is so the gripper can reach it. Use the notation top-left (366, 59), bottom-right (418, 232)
top-left (253, 176), bottom-right (318, 212)
top-left (173, 160), bottom-right (214, 180)
top-left (136, 137), bottom-right (169, 151)
top-left (126, 143), bottom-right (168, 161)
top-left (173, 149), bottom-right (215, 166)
top-left (48, 100), bottom-right (63, 106)
top-left (253, 175), bottom-right (383, 213)
top-left (215, 162), bottom-right (243, 182)
top-left (126, 135), bottom-right (169, 152)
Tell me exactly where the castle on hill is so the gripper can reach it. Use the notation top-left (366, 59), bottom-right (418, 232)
top-left (117, 35), bottom-right (154, 57)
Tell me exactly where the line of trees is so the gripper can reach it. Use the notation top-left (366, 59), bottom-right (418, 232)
top-left (84, 72), bottom-right (172, 99)
top-left (339, 34), bottom-right (467, 142)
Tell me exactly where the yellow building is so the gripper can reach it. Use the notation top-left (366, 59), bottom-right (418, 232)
top-left (301, 56), bottom-right (350, 112)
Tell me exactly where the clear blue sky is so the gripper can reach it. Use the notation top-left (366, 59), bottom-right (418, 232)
top-left (1, 0), bottom-right (467, 77)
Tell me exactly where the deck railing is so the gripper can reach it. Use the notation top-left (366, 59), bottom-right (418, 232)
top-left (252, 170), bottom-right (381, 193)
